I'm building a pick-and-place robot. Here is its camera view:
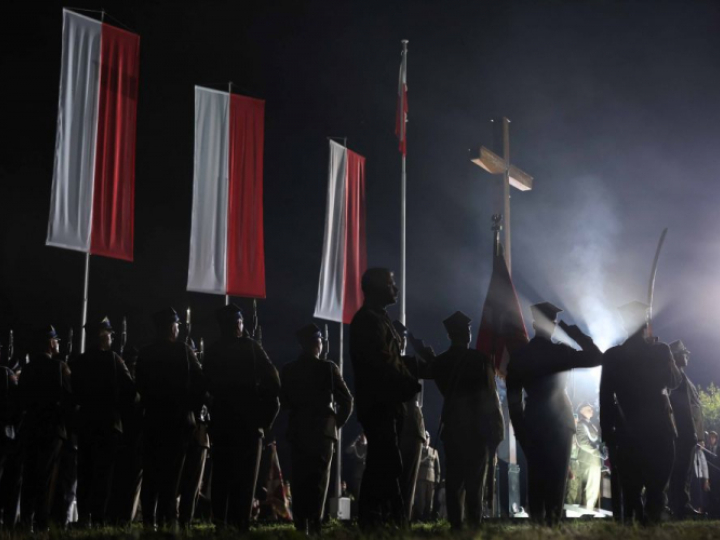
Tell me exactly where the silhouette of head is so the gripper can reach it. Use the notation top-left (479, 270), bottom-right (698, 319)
top-left (362, 268), bottom-right (398, 308)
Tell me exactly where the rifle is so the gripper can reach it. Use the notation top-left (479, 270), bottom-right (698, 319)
top-left (646, 228), bottom-right (668, 341)
top-left (321, 324), bottom-right (330, 361)
top-left (185, 307), bottom-right (192, 346)
top-left (7, 330), bottom-right (13, 366)
top-left (119, 316), bottom-right (128, 358)
top-left (198, 337), bottom-right (205, 364)
top-left (251, 300), bottom-right (260, 342)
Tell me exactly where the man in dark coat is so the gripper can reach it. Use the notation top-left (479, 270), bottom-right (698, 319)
top-left (280, 323), bottom-right (353, 534)
top-left (668, 339), bottom-right (704, 519)
top-left (433, 311), bottom-right (503, 529)
top-left (0, 345), bottom-right (21, 528)
top-left (136, 308), bottom-right (204, 530)
top-left (203, 303), bottom-right (280, 532)
top-left (71, 317), bottom-right (136, 526)
top-left (507, 302), bottom-right (602, 526)
top-left (18, 325), bottom-right (72, 532)
top-left (600, 301), bottom-right (682, 524)
top-left (349, 268), bottom-right (421, 529)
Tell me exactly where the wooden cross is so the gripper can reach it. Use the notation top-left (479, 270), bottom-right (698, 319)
top-left (471, 117), bottom-right (533, 271)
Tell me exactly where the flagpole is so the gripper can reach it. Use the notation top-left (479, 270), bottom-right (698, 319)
top-left (80, 252), bottom-right (90, 353)
top-left (335, 322), bottom-right (344, 501)
top-left (400, 39), bottom-right (408, 327)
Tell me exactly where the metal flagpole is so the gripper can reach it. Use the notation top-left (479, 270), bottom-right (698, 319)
top-left (225, 80), bottom-right (233, 308)
top-left (336, 322), bottom-right (344, 500)
top-left (400, 39), bottom-right (408, 327)
top-left (80, 252), bottom-right (90, 353)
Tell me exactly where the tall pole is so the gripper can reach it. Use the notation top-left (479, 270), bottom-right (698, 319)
top-left (399, 39), bottom-right (408, 327)
top-left (502, 118), bottom-right (511, 271)
top-left (80, 252), bottom-right (90, 354)
top-left (335, 323), bottom-right (344, 500)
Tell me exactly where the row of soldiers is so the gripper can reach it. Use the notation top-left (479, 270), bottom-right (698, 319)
top-left (0, 304), bottom-right (354, 534)
top-left (349, 267), bottom-right (711, 529)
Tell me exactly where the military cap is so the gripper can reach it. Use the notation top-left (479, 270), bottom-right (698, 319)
top-left (215, 303), bottom-right (244, 326)
top-left (295, 323), bottom-right (322, 345)
top-left (40, 325), bottom-right (61, 340)
top-left (669, 340), bottom-right (690, 356)
top-left (617, 301), bottom-right (650, 326)
top-left (152, 307), bottom-right (181, 327)
top-left (530, 302), bottom-right (563, 322)
top-left (84, 316), bottom-right (114, 335)
top-left (576, 402), bottom-right (594, 414)
top-left (443, 311), bottom-right (472, 334)
top-left (392, 320), bottom-right (408, 336)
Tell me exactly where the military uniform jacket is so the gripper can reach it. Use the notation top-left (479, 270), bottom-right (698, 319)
top-left (600, 333), bottom-right (681, 441)
top-left (70, 349), bottom-right (137, 435)
top-left (670, 371), bottom-right (703, 443)
top-left (433, 347), bottom-right (503, 442)
top-left (203, 336), bottom-right (280, 441)
top-left (18, 353), bottom-right (72, 440)
top-left (418, 445), bottom-right (441, 483)
top-left (576, 417), bottom-right (602, 464)
top-left (349, 305), bottom-right (419, 423)
top-left (136, 340), bottom-right (204, 436)
top-left (280, 353), bottom-right (353, 449)
top-left (507, 336), bottom-right (602, 447)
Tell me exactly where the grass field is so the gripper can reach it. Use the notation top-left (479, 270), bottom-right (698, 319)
top-left (1, 520), bottom-right (720, 540)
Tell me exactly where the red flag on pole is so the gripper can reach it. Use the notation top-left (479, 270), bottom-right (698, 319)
top-left (395, 42), bottom-right (408, 156)
top-left (476, 244), bottom-right (529, 375)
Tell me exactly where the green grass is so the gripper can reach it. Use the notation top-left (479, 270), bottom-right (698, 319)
top-left (2, 520), bottom-right (720, 540)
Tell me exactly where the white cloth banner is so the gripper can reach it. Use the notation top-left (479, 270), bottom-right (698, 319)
top-left (187, 87), bottom-right (230, 294)
top-left (46, 10), bottom-right (102, 252)
top-left (314, 141), bottom-right (348, 322)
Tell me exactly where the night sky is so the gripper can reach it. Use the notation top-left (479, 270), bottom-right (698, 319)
top-left (3, 0), bottom-right (720, 469)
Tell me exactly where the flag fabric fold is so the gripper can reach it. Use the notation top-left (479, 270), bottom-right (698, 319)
top-left (395, 45), bottom-right (408, 156)
top-left (476, 244), bottom-right (529, 375)
top-left (187, 87), bottom-right (266, 298)
top-left (47, 9), bottom-right (139, 261)
top-left (315, 141), bottom-right (367, 324)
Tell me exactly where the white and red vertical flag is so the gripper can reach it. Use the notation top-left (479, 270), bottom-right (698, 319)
top-left (47, 9), bottom-right (140, 261)
top-left (314, 141), bottom-right (367, 323)
top-left (187, 86), bottom-right (266, 298)
top-left (395, 44), bottom-right (408, 155)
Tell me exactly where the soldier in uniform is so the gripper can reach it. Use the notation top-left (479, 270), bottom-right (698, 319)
top-left (349, 268), bottom-right (421, 529)
top-left (203, 303), bottom-right (280, 532)
top-left (18, 325), bottom-right (72, 532)
top-left (0, 343), bottom-right (21, 527)
top-left (345, 433), bottom-right (367, 499)
top-left (600, 301), bottom-right (682, 524)
top-left (413, 432), bottom-right (440, 521)
top-left (433, 311), bottom-right (503, 529)
top-left (136, 308), bottom-right (204, 530)
top-left (72, 317), bottom-right (136, 526)
top-left (280, 323), bottom-right (353, 534)
top-left (393, 319), bottom-right (432, 523)
top-left (507, 302), bottom-right (602, 526)
top-left (576, 403), bottom-right (602, 510)
top-left (668, 339), bottom-right (704, 519)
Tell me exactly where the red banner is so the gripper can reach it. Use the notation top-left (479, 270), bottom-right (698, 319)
top-left (342, 150), bottom-right (367, 324)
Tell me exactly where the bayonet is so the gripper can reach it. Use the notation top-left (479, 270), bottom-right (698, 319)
top-left (120, 316), bottom-right (128, 357)
top-left (647, 228), bottom-right (668, 337)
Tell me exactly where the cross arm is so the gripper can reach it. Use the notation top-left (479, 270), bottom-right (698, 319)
top-left (471, 146), bottom-right (533, 192)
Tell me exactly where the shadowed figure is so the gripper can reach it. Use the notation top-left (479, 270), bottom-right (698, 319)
top-left (507, 302), bottom-right (602, 526)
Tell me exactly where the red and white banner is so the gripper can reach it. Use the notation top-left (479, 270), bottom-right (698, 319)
top-left (395, 45), bottom-right (408, 156)
top-left (46, 9), bottom-right (139, 261)
top-left (314, 141), bottom-right (367, 324)
top-left (187, 87), bottom-right (266, 298)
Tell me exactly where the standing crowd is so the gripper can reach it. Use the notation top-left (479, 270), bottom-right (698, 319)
top-left (0, 266), bottom-right (716, 533)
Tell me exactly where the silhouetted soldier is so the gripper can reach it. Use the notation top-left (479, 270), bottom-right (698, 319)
top-left (0, 344), bottom-right (21, 527)
top-left (203, 303), bottom-right (280, 532)
top-left (136, 308), bottom-right (204, 530)
top-left (18, 325), bottom-right (72, 532)
top-left (507, 302), bottom-right (602, 526)
top-left (280, 323), bottom-right (353, 534)
top-left (72, 317), bottom-right (136, 526)
top-left (178, 338), bottom-right (210, 527)
top-left (414, 432), bottom-right (440, 521)
top-left (350, 268), bottom-right (420, 529)
top-left (393, 319), bottom-right (432, 522)
top-left (345, 433), bottom-right (367, 498)
top-left (600, 301), bottom-right (681, 524)
top-left (668, 339), bottom-right (704, 519)
top-left (433, 311), bottom-right (503, 529)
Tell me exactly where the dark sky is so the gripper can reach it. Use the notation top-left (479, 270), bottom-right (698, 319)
top-left (3, 0), bottom-right (720, 459)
